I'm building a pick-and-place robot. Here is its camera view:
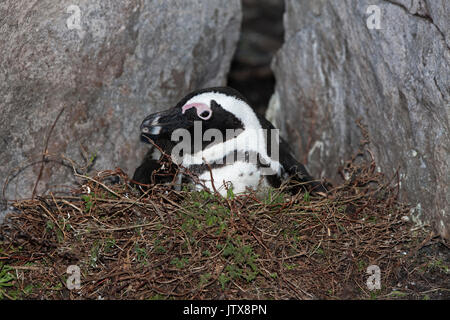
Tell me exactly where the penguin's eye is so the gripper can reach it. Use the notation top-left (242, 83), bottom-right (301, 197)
top-left (199, 110), bottom-right (211, 120)
top-left (181, 102), bottom-right (212, 120)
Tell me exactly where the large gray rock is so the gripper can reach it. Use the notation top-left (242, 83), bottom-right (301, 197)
top-left (0, 1), bottom-right (241, 202)
top-left (270, 0), bottom-right (449, 238)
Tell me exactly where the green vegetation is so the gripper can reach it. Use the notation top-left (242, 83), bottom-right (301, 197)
top-left (0, 155), bottom-right (443, 300)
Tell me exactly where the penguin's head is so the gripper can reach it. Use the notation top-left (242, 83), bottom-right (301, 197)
top-left (140, 87), bottom-right (263, 155)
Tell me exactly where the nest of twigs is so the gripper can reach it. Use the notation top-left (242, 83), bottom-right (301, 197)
top-left (1, 140), bottom-right (434, 300)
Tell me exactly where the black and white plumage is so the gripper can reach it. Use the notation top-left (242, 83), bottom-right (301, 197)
top-left (132, 87), bottom-right (327, 196)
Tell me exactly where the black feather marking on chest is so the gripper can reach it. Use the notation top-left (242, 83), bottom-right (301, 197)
top-left (187, 150), bottom-right (272, 172)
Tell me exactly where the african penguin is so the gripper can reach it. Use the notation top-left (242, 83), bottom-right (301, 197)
top-left (132, 87), bottom-right (327, 196)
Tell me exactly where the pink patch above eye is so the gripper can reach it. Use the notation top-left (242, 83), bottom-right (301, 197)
top-left (181, 102), bottom-right (212, 120)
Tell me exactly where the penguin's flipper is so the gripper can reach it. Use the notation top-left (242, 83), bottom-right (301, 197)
top-left (131, 153), bottom-right (161, 189)
top-left (285, 162), bottom-right (328, 195)
top-left (132, 146), bottom-right (179, 192)
top-left (279, 137), bottom-right (328, 195)
top-left (254, 113), bottom-right (328, 195)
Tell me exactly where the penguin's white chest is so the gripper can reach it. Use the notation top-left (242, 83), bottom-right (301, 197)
top-left (195, 161), bottom-right (267, 196)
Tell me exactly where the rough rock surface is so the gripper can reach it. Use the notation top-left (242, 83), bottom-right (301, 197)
top-left (269, 0), bottom-right (449, 238)
top-left (0, 1), bottom-right (241, 205)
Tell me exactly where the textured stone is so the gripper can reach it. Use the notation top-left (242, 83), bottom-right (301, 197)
top-left (0, 1), bottom-right (241, 205)
top-left (269, 0), bottom-right (449, 238)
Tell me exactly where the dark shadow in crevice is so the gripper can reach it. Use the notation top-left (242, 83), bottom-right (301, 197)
top-left (228, 0), bottom-right (285, 116)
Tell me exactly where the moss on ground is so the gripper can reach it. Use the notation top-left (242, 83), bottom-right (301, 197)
top-left (0, 148), bottom-right (448, 300)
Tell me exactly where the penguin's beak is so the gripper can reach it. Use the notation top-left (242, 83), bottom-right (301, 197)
top-left (140, 107), bottom-right (191, 143)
